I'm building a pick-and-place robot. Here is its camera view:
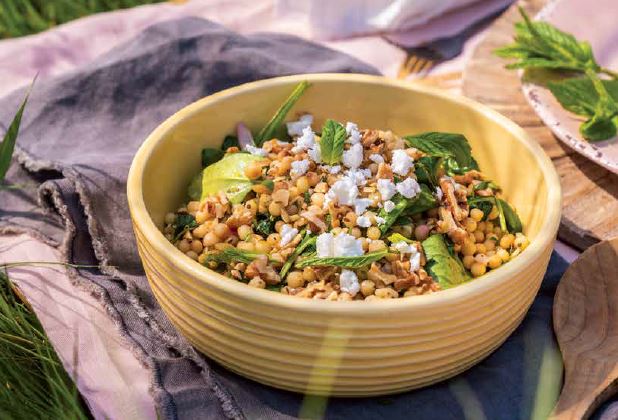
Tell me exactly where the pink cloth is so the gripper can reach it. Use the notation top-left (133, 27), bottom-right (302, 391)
top-left (0, 234), bottom-right (155, 420)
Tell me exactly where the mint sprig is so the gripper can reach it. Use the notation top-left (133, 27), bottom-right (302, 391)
top-left (495, 7), bottom-right (618, 142)
top-left (294, 249), bottom-right (388, 269)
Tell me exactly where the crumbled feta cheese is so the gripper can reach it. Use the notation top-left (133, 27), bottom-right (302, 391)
top-left (375, 216), bottom-right (386, 225)
top-left (316, 232), bottom-right (363, 257)
top-left (333, 232), bottom-right (364, 256)
top-left (307, 143), bottom-right (321, 163)
top-left (290, 159), bottom-right (310, 177)
top-left (396, 177), bottom-right (421, 199)
top-left (435, 186), bottom-right (444, 201)
top-left (383, 200), bottom-right (395, 213)
top-left (339, 269), bottom-right (360, 296)
top-left (356, 215), bottom-right (372, 228)
top-left (391, 149), bottom-right (414, 176)
top-left (286, 114), bottom-right (313, 137)
top-left (410, 252), bottom-right (421, 272)
top-left (392, 241), bottom-right (415, 254)
top-left (345, 122), bottom-right (362, 144)
top-left (377, 179), bottom-right (396, 201)
top-left (279, 224), bottom-right (299, 247)
top-left (291, 126), bottom-right (316, 154)
top-left (354, 198), bottom-right (373, 215)
top-left (345, 168), bottom-right (368, 186)
top-left (342, 143), bottom-right (364, 169)
top-left (324, 176), bottom-right (358, 207)
top-left (244, 144), bottom-right (267, 157)
top-left (323, 165), bottom-right (341, 174)
top-left (316, 232), bottom-right (334, 257)
top-left (369, 154), bottom-right (384, 164)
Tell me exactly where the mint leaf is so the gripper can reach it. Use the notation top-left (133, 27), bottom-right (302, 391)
top-left (547, 76), bottom-right (618, 141)
top-left (404, 132), bottom-right (479, 172)
top-left (254, 81), bottom-right (310, 146)
top-left (547, 77), bottom-right (618, 117)
top-left (295, 249), bottom-right (388, 269)
top-left (320, 119), bottom-right (346, 165)
top-left (580, 115), bottom-right (617, 141)
top-left (422, 234), bottom-right (471, 289)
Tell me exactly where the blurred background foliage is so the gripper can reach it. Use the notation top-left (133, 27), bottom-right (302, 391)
top-left (0, 0), bottom-right (165, 38)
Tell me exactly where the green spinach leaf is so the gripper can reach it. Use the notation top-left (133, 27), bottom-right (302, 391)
top-left (422, 234), bottom-right (471, 289)
top-left (254, 81), bottom-right (310, 146)
top-left (320, 119), bottom-right (347, 165)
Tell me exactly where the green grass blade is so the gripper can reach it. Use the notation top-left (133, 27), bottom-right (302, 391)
top-left (0, 87), bottom-right (30, 183)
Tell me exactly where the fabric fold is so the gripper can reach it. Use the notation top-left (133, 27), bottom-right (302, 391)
top-left (0, 17), bottom-right (379, 419)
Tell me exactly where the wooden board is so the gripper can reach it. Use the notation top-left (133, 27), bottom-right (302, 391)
top-left (461, 0), bottom-right (618, 251)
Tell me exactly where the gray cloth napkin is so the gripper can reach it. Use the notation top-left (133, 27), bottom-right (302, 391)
top-left (0, 17), bottom-right (612, 420)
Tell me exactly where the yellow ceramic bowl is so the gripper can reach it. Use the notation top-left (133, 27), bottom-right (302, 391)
top-left (127, 74), bottom-right (561, 396)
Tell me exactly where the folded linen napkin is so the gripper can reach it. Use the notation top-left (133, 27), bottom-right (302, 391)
top-left (1, 17), bottom-right (609, 420)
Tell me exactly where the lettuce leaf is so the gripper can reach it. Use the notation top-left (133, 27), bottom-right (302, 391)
top-left (188, 152), bottom-right (264, 204)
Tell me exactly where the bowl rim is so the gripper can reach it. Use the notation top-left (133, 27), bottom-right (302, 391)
top-left (127, 73), bottom-right (562, 314)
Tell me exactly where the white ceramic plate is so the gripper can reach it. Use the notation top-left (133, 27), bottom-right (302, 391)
top-left (522, 0), bottom-right (618, 174)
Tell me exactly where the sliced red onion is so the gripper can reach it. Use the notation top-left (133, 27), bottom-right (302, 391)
top-left (236, 123), bottom-right (254, 149)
